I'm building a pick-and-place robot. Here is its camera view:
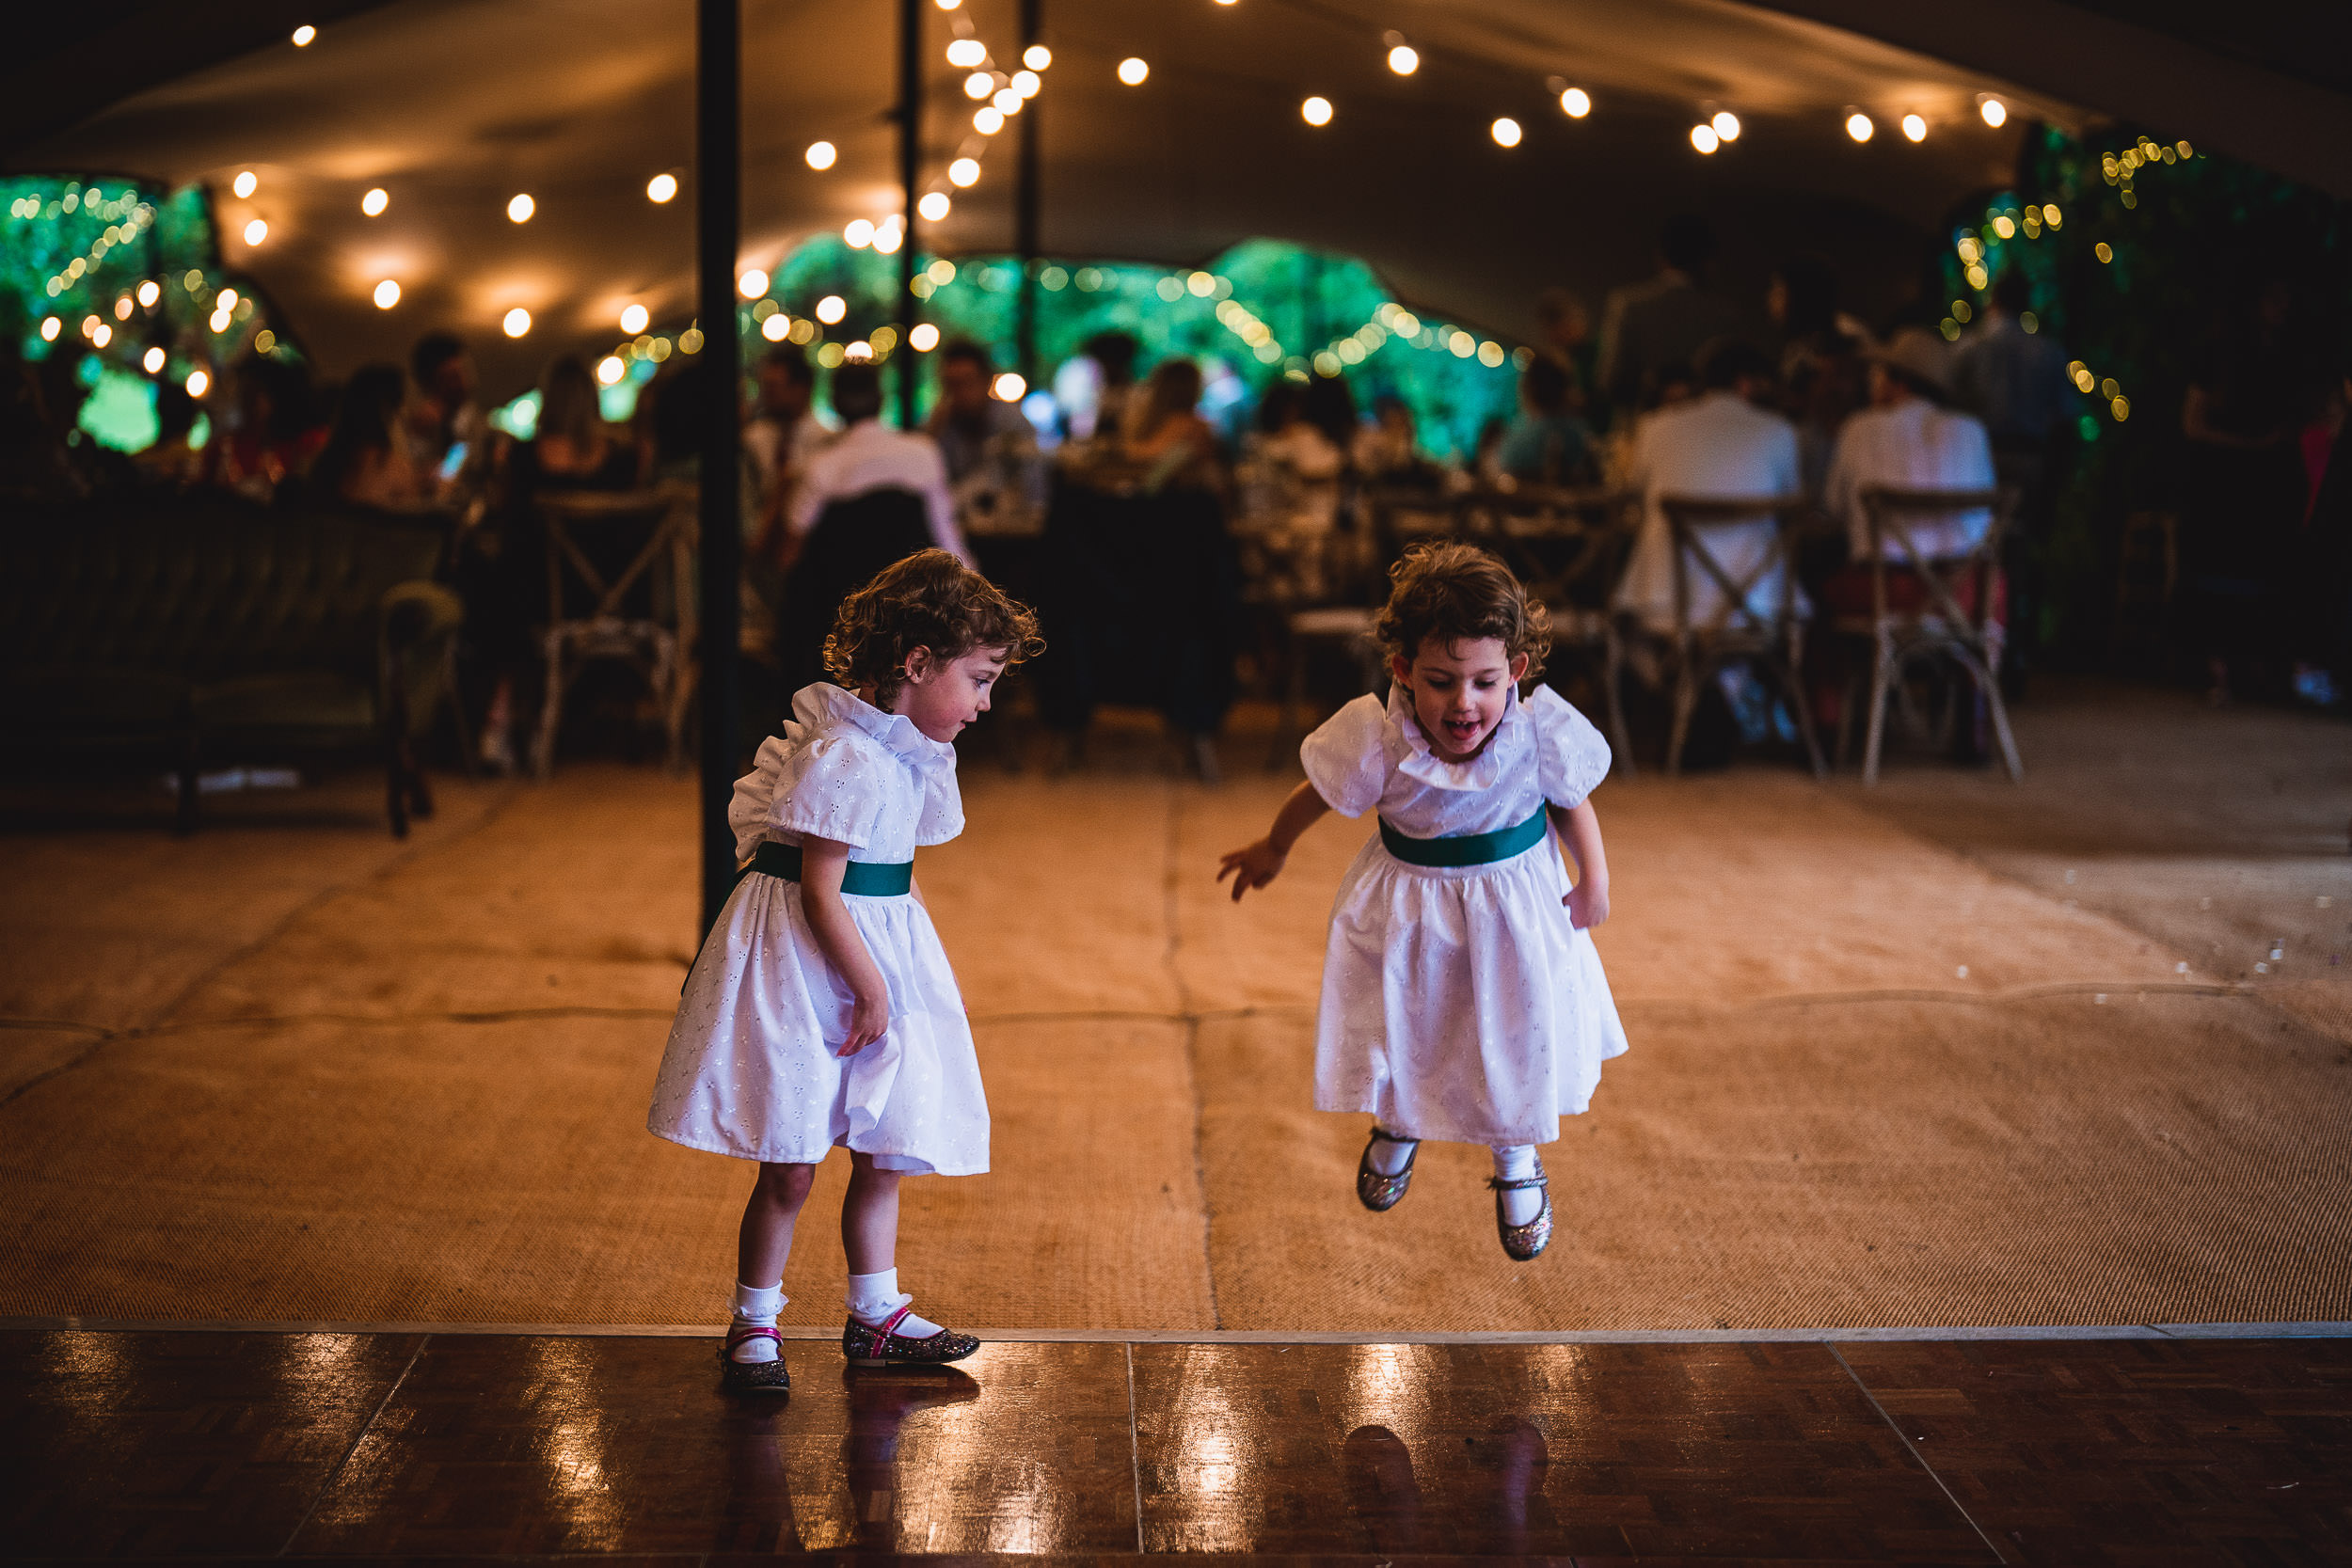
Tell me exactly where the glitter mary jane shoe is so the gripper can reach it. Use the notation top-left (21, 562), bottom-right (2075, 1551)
top-left (1488, 1170), bottom-right (1553, 1261)
top-left (1356, 1127), bottom-right (1419, 1212)
top-left (718, 1323), bottom-right (792, 1394)
top-left (842, 1303), bottom-right (980, 1368)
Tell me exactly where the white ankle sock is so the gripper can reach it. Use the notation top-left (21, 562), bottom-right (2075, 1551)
top-left (729, 1279), bottom-right (784, 1364)
top-left (1492, 1146), bottom-right (1545, 1227)
top-left (1366, 1129), bottom-right (1418, 1176)
top-left (847, 1267), bottom-right (942, 1338)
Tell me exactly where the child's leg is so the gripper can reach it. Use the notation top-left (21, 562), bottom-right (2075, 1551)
top-left (1492, 1144), bottom-right (1545, 1226)
top-left (840, 1150), bottom-right (947, 1339)
top-left (730, 1161), bottom-right (818, 1364)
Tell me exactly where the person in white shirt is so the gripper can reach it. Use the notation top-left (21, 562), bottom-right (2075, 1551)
top-left (787, 363), bottom-right (973, 568)
top-left (1820, 326), bottom-right (1999, 585)
top-left (1613, 340), bottom-right (1803, 635)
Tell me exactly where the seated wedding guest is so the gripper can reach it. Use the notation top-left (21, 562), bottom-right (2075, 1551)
top-left (1496, 356), bottom-right (1596, 484)
top-left (1818, 326), bottom-right (1999, 614)
top-left (310, 364), bottom-right (428, 510)
top-left (1769, 254), bottom-right (1867, 496)
top-left (1354, 393), bottom-right (1441, 485)
top-left (927, 339), bottom-right (1045, 529)
top-left (741, 343), bottom-right (835, 506)
top-left (788, 361), bottom-right (971, 564)
top-left (1056, 330), bottom-right (1141, 443)
top-left (214, 352), bottom-right (324, 501)
top-left (406, 331), bottom-right (485, 497)
top-left (1613, 339), bottom-right (1800, 634)
top-left (510, 355), bottom-right (646, 499)
top-left (1123, 357), bottom-right (1223, 486)
top-left (1597, 214), bottom-right (1745, 417)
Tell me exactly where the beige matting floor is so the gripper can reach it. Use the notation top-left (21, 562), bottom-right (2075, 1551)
top-left (1, 682), bottom-right (2346, 1333)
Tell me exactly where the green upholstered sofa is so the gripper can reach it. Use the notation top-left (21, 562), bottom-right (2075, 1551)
top-left (0, 503), bottom-right (459, 834)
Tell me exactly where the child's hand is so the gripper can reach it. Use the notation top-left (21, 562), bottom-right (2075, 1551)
top-left (1565, 879), bottom-right (1610, 930)
top-left (1216, 838), bottom-right (1287, 902)
top-left (837, 986), bottom-right (891, 1056)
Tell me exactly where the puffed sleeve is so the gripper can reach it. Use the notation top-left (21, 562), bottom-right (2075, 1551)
top-left (769, 735), bottom-right (886, 850)
top-left (1526, 685), bottom-right (1612, 809)
top-left (913, 768), bottom-right (965, 847)
top-left (727, 736), bottom-right (791, 863)
top-left (1298, 693), bottom-right (1392, 819)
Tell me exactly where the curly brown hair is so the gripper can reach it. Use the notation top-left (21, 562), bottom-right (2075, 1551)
top-left (821, 549), bottom-right (1044, 707)
top-left (1372, 541), bottom-right (1551, 679)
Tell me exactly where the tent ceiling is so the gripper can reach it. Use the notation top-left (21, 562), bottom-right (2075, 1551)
top-left (6, 0), bottom-right (2340, 395)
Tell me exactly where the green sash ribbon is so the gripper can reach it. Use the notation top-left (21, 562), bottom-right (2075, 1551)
top-left (1377, 804), bottom-right (1549, 868)
top-left (747, 840), bottom-right (914, 896)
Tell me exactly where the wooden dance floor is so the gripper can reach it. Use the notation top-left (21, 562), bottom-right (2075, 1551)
top-left (5, 1326), bottom-right (2349, 1561)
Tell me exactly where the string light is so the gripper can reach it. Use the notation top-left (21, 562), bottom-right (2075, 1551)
top-left (136, 279), bottom-right (159, 307)
top-left (965, 71), bottom-right (995, 99)
top-left (362, 187), bottom-right (389, 214)
top-left (143, 346), bottom-right (166, 373)
top-left (219, 288), bottom-right (239, 310)
top-left (1690, 123), bottom-right (1720, 153)
top-left (993, 372), bottom-right (1026, 402)
top-left (917, 191), bottom-right (951, 221)
top-left (1490, 117), bottom-right (1521, 147)
top-left (1710, 111), bottom-right (1740, 141)
top-left (761, 313), bottom-right (790, 341)
top-left (816, 294), bottom-right (847, 324)
top-left (645, 173), bottom-right (677, 202)
top-left (596, 356), bottom-right (626, 385)
top-left (1024, 44), bottom-right (1051, 70)
top-left (502, 307), bottom-right (531, 337)
top-left (805, 141), bottom-right (837, 170)
top-left (620, 303), bottom-right (649, 334)
top-left (1845, 111), bottom-right (1874, 142)
top-left (186, 370), bottom-right (210, 398)
top-left (89, 324), bottom-right (111, 347)
top-left (1012, 69), bottom-right (1041, 97)
top-left (946, 38), bottom-right (985, 68)
top-left (910, 323), bottom-right (941, 351)
top-left (1560, 87), bottom-right (1591, 118)
top-left (873, 221), bottom-right (903, 254)
top-left (948, 157), bottom-right (980, 186)
top-left (1901, 114), bottom-right (1927, 142)
top-left (114, 295), bottom-right (133, 320)
top-left (974, 106), bottom-right (1005, 134)
top-left (291, 24), bottom-right (315, 45)
top-left (1118, 57), bottom-right (1149, 85)
top-left (373, 279), bottom-right (400, 308)
top-left (243, 218), bottom-right (268, 245)
top-left (1302, 96), bottom-right (1332, 126)
top-left (232, 170), bottom-right (257, 198)
top-left (739, 268), bottom-right (769, 296)
top-left (993, 87), bottom-right (1023, 114)
top-left (506, 193), bottom-right (534, 222)
top-left (845, 218), bottom-right (875, 246)
top-left (1979, 96), bottom-right (2007, 128)
top-left (40, 317), bottom-right (60, 341)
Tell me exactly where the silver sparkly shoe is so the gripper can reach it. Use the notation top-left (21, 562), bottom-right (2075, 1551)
top-left (1488, 1169), bottom-right (1552, 1260)
top-left (1357, 1128), bottom-right (1419, 1212)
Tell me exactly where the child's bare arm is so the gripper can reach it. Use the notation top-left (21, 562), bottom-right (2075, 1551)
top-left (1550, 800), bottom-right (1611, 929)
top-left (1217, 781), bottom-right (1330, 902)
top-left (797, 836), bottom-right (893, 1053)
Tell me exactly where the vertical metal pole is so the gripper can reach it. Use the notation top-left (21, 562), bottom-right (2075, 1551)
top-left (897, 0), bottom-right (921, 429)
top-left (696, 0), bottom-right (742, 933)
top-left (1015, 0), bottom-right (1041, 383)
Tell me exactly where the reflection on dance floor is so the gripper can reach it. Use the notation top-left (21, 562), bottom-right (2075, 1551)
top-left (6, 1329), bottom-right (2346, 1559)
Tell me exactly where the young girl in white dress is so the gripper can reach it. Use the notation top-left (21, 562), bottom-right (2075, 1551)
top-left (648, 549), bottom-right (1041, 1391)
top-left (1219, 542), bottom-right (1626, 1259)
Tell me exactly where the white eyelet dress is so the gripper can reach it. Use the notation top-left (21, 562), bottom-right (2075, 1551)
top-left (647, 683), bottom-right (987, 1175)
top-left (1301, 682), bottom-right (1628, 1148)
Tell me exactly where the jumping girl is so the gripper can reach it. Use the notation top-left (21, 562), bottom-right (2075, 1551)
top-left (649, 549), bottom-right (1041, 1390)
top-left (1219, 542), bottom-right (1626, 1259)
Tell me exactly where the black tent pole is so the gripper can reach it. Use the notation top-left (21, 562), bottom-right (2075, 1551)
top-left (1015, 0), bottom-right (1041, 383)
top-left (897, 0), bottom-right (920, 429)
top-left (695, 0), bottom-right (742, 934)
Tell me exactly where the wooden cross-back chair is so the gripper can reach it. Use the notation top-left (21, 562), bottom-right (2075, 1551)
top-left (532, 486), bottom-right (698, 778)
top-left (1839, 485), bottom-right (2021, 785)
top-left (1659, 492), bottom-right (1827, 779)
top-left (1467, 483), bottom-right (1641, 772)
